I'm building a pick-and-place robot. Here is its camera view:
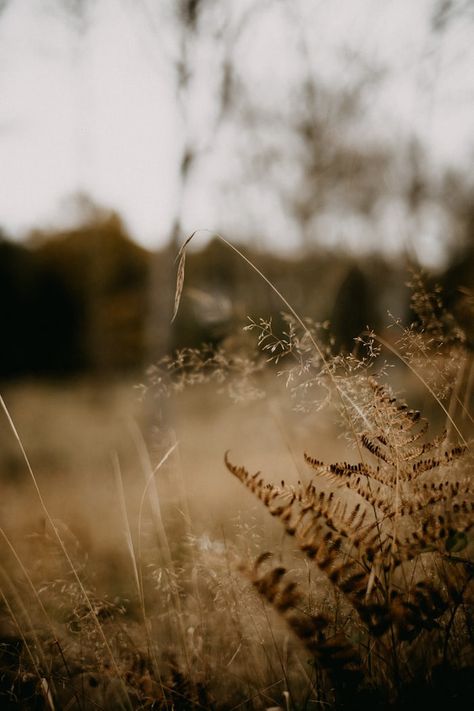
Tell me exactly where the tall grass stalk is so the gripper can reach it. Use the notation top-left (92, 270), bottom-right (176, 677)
top-left (0, 568), bottom-right (47, 685)
top-left (0, 394), bottom-right (134, 711)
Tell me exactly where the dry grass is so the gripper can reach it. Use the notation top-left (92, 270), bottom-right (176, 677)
top-left (0, 377), bottom-right (341, 709)
top-left (0, 245), bottom-right (473, 710)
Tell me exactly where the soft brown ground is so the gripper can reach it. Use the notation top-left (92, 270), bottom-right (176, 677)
top-left (0, 377), bottom-right (348, 583)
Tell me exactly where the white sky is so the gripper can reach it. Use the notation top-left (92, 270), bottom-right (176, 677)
top-left (0, 0), bottom-right (472, 255)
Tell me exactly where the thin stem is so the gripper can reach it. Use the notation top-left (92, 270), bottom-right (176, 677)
top-left (0, 394), bottom-right (134, 711)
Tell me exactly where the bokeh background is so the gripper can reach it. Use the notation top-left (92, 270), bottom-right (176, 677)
top-left (0, 0), bottom-right (473, 536)
top-left (1, 0), bottom-right (473, 381)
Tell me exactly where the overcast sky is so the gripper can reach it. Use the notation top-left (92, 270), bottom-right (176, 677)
top-left (0, 0), bottom-right (472, 254)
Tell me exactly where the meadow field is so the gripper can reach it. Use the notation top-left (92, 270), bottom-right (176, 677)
top-left (1, 0), bottom-right (473, 707)
top-left (0, 274), bottom-right (473, 710)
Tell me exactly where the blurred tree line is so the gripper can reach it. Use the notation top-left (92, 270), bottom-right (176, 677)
top-left (0, 211), bottom-right (149, 378)
top-left (1, 200), bottom-right (473, 380)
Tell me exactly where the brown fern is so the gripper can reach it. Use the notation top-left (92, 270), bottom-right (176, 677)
top-left (226, 378), bottom-right (474, 696)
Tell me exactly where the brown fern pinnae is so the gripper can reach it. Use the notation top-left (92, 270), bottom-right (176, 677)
top-left (304, 452), bottom-right (372, 484)
top-left (224, 451), bottom-right (286, 512)
top-left (241, 556), bottom-right (362, 685)
top-left (227, 374), bottom-right (473, 703)
top-left (400, 505), bottom-right (474, 559)
top-left (360, 433), bottom-right (395, 466)
top-left (387, 582), bottom-right (449, 642)
top-left (227, 451), bottom-right (374, 603)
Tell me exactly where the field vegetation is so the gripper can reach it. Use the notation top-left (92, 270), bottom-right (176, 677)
top-left (0, 242), bottom-right (473, 710)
